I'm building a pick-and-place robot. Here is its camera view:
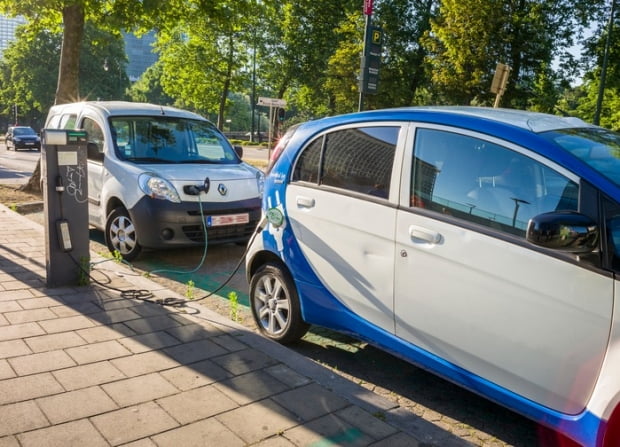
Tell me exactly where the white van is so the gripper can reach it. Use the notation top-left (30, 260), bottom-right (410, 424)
top-left (45, 101), bottom-right (264, 261)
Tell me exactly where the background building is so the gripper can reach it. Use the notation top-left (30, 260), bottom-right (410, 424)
top-left (0, 15), bottom-right (26, 56)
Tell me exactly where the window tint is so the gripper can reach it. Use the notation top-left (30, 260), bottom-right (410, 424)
top-left (412, 128), bottom-right (578, 237)
top-left (83, 118), bottom-right (104, 162)
top-left (293, 126), bottom-right (398, 199)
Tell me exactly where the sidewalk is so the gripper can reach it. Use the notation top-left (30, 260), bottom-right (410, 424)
top-left (0, 203), bottom-right (470, 447)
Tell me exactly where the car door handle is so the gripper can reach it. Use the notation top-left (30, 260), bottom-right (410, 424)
top-left (296, 196), bottom-right (315, 208)
top-left (409, 225), bottom-right (442, 244)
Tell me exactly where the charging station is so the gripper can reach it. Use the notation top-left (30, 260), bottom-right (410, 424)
top-left (42, 129), bottom-right (90, 287)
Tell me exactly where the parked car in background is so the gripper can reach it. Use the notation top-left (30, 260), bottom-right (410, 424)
top-left (45, 101), bottom-right (264, 261)
top-left (246, 106), bottom-right (620, 447)
top-left (5, 126), bottom-right (41, 151)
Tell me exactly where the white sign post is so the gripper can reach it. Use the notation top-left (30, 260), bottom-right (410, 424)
top-left (257, 97), bottom-right (287, 153)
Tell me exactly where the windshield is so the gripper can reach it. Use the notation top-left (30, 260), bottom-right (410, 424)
top-left (110, 116), bottom-right (240, 164)
top-left (541, 127), bottom-right (620, 187)
top-left (14, 127), bottom-right (36, 136)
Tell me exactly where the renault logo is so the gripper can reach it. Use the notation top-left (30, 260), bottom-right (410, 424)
top-left (218, 183), bottom-right (228, 196)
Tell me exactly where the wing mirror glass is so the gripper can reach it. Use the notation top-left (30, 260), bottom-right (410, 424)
top-left (526, 211), bottom-right (598, 254)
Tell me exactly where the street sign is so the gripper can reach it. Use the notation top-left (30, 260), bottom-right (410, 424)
top-left (364, 0), bottom-right (373, 15)
top-left (257, 97), bottom-right (287, 108)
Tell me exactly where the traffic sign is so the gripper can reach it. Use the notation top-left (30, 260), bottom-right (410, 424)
top-left (257, 97), bottom-right (287, 108)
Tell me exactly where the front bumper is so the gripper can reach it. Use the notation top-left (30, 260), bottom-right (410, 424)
top-left (128, 195), bottom-right (262, 249)
top-left (13, 139), bottom-right (41, 150)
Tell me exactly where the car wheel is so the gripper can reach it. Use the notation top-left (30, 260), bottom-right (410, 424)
top-left (250, 262), bottom-right (309, 344)
top-left (105, 207), bottom-right (142, 261)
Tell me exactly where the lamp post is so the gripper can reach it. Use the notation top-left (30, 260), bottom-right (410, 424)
top-left (594, 0), bottom-right (617, 126)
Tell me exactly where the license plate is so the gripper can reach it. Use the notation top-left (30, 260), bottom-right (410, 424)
top-left (25, 142), bottom-right (34, 145)
top-left (207, 213), bottom-right (250, 227)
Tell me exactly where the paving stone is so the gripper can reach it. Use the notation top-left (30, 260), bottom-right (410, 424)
top-left (91, 401), bottom-right (179, 445)
top-left (0, 373), bottom-right (64, 405)
top-left (118, 330), bottom-right (180, 354)
top-left (102, 372), bottom-right (178, 407)
top-left (65, 339), bottom-right (132, 364)
top-left (0, 339), bottom-right (31, 359)
top-left (212, 334), bottom-right (247, 352)
top-left (17, 419), bottom-right (109, 447)
top-left (151, 418), bottom-right (245, 447)
top-left (76, 323), bottom-right (136, 343)
top-left (123, 315), bottom-right (181, 334)
top-left (162, 338), bottom-right (228, 364)
top-left (212, 348), bottom-right (278, 375)
top-left (368, 431), bottom-right (423, 446)
top-left (0, 359), bottom-right (15, 380)
top-left (0, 301), bottom-right (21, 312)
top-left (271, 383), bottom-right (350, 422)
top-left (157, 384), bottom-right (239, 424)
top-left (120, 439), bottom-right (158, 447)
top-left (216, 399), bottom-right (299, 444)
top-left (50, 301), bottom-right (102, 317)
top-left (337, 406), bottom-right (399, 440)
top-left (0, 322), bottom-right (44, 342)
top-left (25, 331), bottom-right (86, 353)
top-left (52, 360), bottom-right (126, 391)
top-left (215, 370), bottom-right (289, 405)
top-left (17, 296), bottom-right (61, 310)
top-left (264, 364), bottom-right (312, 388)
top-left (38, 315), bottom-right (95, 334)
top-left (160, 359), bottom-right (231, 391)
top-left (252, 436), bottom-right (297, 447)
top-left (164, 323), bottom-right (219, 342)
top-left (36, 385), bottom-right (118, 424)
top-left (4, 308), bottom-right (57, 324)
top-left (110, 350), bottom-right (180, 377)
top-left (0, 401), bottom-right (48, 437)
top-left (87, 308), bottom-right (143, 325)
top-left (283, 413), bottom-right (374, 447)
top-left (0, 436), bottom-right (19, 447)
top-left (8, 349), bottom-right (76, 375)
top-left (0, 290), bottom-right (33, 302)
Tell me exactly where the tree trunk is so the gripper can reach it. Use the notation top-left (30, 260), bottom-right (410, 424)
top-left (21, 4), bottom-right (84, 194)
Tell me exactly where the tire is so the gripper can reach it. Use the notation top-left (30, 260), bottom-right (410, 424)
top-left (105, 207), bottom-right (142, 261)
top-left (249, 262), bottom-right (309, 344)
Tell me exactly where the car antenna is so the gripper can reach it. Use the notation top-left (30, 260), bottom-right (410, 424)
top-left (160, 106), bottom-right (165, 115)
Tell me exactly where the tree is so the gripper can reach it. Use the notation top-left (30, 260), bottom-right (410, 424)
top-left (422, 0), bottom-right (602, 107)
top-left (0, 0), bottom-right (169, 192)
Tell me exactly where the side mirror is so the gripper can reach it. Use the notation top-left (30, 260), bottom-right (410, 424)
top-left (234, 145), bottom-right (243, 159)
top-left (526, 211), bottom-right (599, 254)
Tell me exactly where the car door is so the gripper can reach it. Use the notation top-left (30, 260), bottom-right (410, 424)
top-left (285, 124), bottom-right (403, 332)
top-left (79, 116), bottom-right (106, 228)
top-left (394, 125), bottom-right (613, 414)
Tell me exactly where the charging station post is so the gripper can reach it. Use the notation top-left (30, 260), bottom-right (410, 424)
top-left (42, 129), bottom-right (89, 287)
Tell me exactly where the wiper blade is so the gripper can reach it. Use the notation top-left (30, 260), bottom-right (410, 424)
top-left (126, 157), bottom-right (170, 163)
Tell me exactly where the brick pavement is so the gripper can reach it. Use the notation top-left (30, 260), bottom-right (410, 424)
top-left (0, 203), bottom-right (472, 446)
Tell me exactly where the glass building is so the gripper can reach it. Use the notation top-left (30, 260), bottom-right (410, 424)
top-left (0, 15), bottom-right (158, 80)
top-left (0, 15), bottom-right (26, 56)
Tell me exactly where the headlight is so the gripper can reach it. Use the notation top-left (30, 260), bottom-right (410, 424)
top-left (256, 171), bottom-right (265, 195)
top-left (138, 173), bottom-right (181, 203)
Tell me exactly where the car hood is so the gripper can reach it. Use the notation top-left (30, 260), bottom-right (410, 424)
top-left (141, 162), bottom-right (260, 182)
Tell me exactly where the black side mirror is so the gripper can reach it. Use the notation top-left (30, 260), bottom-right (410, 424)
top-left (526, 211), bottom-right (599, 254)
top-left (234, 145), bottom-right (243, 159)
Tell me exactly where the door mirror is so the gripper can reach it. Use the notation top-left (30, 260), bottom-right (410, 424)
top-left (526, 211), bottom-right (599, 253)
top-left (234, 145), bottom-right (243, 159)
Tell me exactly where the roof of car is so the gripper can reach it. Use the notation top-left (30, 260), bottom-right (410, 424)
top-left (47, 101), bottom-right (207, 121)
top-left (303, 106), bottom-right (593, 134)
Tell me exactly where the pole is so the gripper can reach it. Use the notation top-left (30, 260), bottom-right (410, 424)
top-left (358, 13), bottom-right (371, 112)
top-left (595, 0), bottom-right (616, 126)
top-left (250, 28), bottom-right (257, 143)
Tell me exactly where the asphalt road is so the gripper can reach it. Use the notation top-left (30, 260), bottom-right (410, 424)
top-left (0, 142), bottom-right (545, 446)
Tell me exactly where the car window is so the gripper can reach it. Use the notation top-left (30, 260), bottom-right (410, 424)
top-left (109, 116), bottom-right (239, 164)
top-left (82, 118), bottom-right (105, 162)
top-left (411, 128), bottom-right (578, 237)
top-left (292, 126), bottom-right (398, 199)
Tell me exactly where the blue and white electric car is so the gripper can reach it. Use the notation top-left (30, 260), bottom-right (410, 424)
top-left (246, 107), bottom-right (620, 447)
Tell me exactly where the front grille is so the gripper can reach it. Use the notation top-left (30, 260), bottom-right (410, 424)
top-left (182, 220), bottom-right (259, 243)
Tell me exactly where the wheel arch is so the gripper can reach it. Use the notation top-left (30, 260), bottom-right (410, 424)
top-left (246, 250), bottom-right (289, 283)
